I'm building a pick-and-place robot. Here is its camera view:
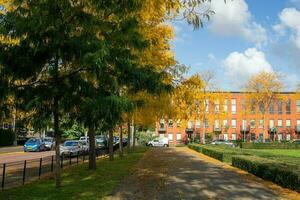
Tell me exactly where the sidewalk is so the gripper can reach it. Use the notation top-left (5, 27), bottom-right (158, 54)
top-left (109, 147), bottom-right (300, 200)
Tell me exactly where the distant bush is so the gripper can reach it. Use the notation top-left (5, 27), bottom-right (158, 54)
top-left (240, 142), bottom-right (300, 149)
top-left (188, 144), bottom-right (223, 162)
top-left (232, 156), bottom-right (300, 192)
top-left (0, 129), bottom-right (15, 146)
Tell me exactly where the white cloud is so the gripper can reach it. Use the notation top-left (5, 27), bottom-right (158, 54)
top-left (274, 7), bottom-right (300, 49)
top-left (208, 0), bottom-right (267, 46)
top-left (223, 48), bottom-right (273, 84)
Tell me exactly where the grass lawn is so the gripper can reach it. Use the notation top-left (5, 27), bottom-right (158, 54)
top-left (0, 147), bottom-right (148, 200)
top-left (201, 144), bottom-right (300, 165)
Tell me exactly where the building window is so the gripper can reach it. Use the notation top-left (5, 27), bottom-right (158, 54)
top-left (269, 101), bottom-right (274, 114)
top-left (168, 119), bottom-right (173, 128)
top-left (231, 99), bottom-right (236, 114)
top-left (259, 102), bottom-right (264, 113)
top-left (278, 134), bottom-right (282, 141)
top-left (269, 119), bottom-right (274, 128)
top-left (204, 120), bottom-right (209, 128)
top-left (168, 133), bottom-right (173, 141)
top-left (231, 119), bottom-right (236, 128)
top-left (259, 119), bottom-right (264, 128)
top-left (176, 133), bottom-right (182, 141)
top-left (241, 99), bottom-right (246, 112)
top-left (195, 120), bottom-right (201, 128)
top-left (251, 133), bottom-right (256, 141)
top-left (277, 119), bottom-right (282, 127)
top-left (286, 99), bottom-right (291, 114)
top-left (286, 119), bottom-right (291, 127)
top-left (214, 100), bottom-right (219, 113)
top-left (297, 100), bottom-right (300, 114)
top-left (223, 99), bottom-right (228, 112)
top-left (259, 133), bottom-right (263, 140)
top-left (278, 101), bottom-right (282, 114)
top-left (187, 121), bottom-right (193, 129)
top-left (214, 120), bottom-right (220, 129)
top-left (205, 99), bottom-right (209, 112)
top-left (251, 100), bottom-right (256, 114)
top-left (250, 119), bottom-right (255, 128)
top-left (242, 119), bottom-right (247, 130)
top-left (223, 133), bottom-right (228, 141)
top-left (176, 120), bottom-right (181, 128)
top-left (286, 134), bottom-right (291, 141)
top-left (231, 133), bottom-right (236, 141)
top-left (159, 133), bottom-right (165, 138)
top-left (223, 120), bottom-right (228, 128)
top-left (297, 120), bottom-right (300, 130)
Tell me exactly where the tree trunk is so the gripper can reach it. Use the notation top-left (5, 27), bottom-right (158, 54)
top-left (263, 114), bottom-right (266, 143)
top-left (202, 118), bottom-right (206, 144)
top-left (88, 123), bottom-right (96, 170)
top-left (108, 129), bottom-right (114, 161)
top-left (132, 126), bottom-right (136, 151)
top-left (54, 97), bottom-right (61, 188)
top-left (127, 121), bottom-right (131, 153)
top-left (119, 125), bottom-right (123, 157)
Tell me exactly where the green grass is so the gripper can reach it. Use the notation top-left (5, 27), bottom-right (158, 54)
top-left (191, 144), bottom-right (300, 165)
top-left (0, 147), bottom-right (148, 200)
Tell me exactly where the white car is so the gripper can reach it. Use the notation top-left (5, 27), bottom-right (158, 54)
top-left (147, 137), bottom-right (169, 147)
top-left (60, 140), bottom-right (84, 156)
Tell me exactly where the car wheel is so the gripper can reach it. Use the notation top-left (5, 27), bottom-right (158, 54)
top-left (163, 144), bottom-right (168, 147)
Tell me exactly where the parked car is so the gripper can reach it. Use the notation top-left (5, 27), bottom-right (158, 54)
top-left (147, 137), bottom-right (169, 147)
top-left (79, 140), bottom-right (89, 153)
top-left (24, 138), bottom-right (46, 152)
top-left (42, 137), bottom-right (55, 150)
top-left (211, 140), bottom-right (236, 147)
top-left (79, 136), bottom-right (89, 142)
top-left (60, 140), bottom-right (84, 156)
top-left (95, 135), bottom-right (108, 150)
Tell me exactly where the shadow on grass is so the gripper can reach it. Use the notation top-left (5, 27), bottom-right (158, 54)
top-left (0, 147), bottom-right (147, 200)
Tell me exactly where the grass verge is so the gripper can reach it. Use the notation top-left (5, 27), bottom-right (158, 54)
top-left (0, 147), bottom-right (148, 200)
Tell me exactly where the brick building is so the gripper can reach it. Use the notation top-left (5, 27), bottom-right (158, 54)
top-left (156, 92), bottom-right (300, 145)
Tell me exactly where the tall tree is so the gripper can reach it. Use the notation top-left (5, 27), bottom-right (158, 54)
top-left (244, 71), bottom-right (285, 143)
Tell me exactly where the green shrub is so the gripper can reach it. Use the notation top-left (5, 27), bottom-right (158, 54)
top-left (0, 129), bottom-right (15, 146)
top-left (232, 156), bottom-right (300, 192)
top-left (201, 147), bottom-right (223, 161)
top-left (240, 142), bottom-right (300, 149)
top-left (188, 144), bottom-right (223, 161)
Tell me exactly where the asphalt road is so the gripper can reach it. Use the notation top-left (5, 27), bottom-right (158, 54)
top-left (0, 150), bottom-right (55, 164)
top-left (110, 147), bottom-right (299, 200)
top-left (0, 146), bottom-right (24, 154)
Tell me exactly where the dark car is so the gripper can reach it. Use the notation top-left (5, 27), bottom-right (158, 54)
top-left (24, 138), bottom-right (46, 152)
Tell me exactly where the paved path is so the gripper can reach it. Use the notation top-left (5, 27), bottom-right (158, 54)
top-left (109, 147), bottom-right (299, 200)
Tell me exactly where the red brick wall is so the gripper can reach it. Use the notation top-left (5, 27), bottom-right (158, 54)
top-left (156, 92), bottom-right (300, 144)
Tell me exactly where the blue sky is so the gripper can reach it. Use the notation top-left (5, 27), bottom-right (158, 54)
top-left (172, 0), bottom-right (300, 91)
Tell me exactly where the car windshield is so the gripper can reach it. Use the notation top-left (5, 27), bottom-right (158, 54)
top-left (43, 138), bottom-right (52, 142)
top-left (27, 138), bottom-right (39, 143)
top-left (64, 141), bottom-right (78, 146)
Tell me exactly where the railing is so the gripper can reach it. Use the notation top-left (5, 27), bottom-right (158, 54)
top-left (0, 145), bottom-right (122, 190)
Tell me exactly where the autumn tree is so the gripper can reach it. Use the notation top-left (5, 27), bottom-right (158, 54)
top-left (244, 71), bottom-right (285, 143)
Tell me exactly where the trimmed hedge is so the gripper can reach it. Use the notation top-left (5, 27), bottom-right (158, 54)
top-left (0, 129), bottom-right (15, 146)
top-left (232, 155), bottom-right (300, 192)
top-left (240, 142), bottom-right (300, 149)
top-left (188, 144), bottom-right (224, 162)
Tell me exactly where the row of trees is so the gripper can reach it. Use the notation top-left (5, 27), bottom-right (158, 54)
top-left (168, 70), bottom-right (290, 143)
top-left (0, 0), bottom-right (216, 188)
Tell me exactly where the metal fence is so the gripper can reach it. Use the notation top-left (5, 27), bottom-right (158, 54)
top-left (0, 149), bottom-right (108, 190)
